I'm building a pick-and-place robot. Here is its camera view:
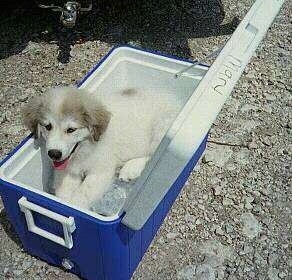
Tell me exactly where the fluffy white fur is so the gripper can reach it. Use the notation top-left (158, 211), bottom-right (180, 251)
top-left (22, 87), bottom-right (181, 209)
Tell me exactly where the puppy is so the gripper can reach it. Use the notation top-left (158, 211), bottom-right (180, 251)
top-left (22, 86), bottom-right (180, 209)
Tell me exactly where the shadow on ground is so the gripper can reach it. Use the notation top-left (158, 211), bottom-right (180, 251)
top-left (0, 0), bottom-right (239, 63)
top-left (0, 208), bottom-right (22, 248)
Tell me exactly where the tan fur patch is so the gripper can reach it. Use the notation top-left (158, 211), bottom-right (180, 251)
top-left (22, 87), bottom-right (111, 141)
top-left (60, 89), bottom-right (111, 141)
top-left (60, 91), bottom-right (85, 123)
top-left (22, 95), bottom-right (46, 138)
top-left (121, 88), bottom-right (137, 96)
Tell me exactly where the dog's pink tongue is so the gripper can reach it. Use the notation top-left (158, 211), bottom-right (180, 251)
top-left (53, 158), bottom-right (69, 170)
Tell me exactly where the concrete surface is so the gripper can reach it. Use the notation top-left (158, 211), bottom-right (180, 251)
top-left (0, 0), bottom-right (291, 279)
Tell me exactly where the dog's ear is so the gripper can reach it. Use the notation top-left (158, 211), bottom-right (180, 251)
top-left (84, 100), bottom-right (111, 141)
top-left (21, 95), bottom-right (44, 138)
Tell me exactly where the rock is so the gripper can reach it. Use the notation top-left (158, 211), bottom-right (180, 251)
top-left (222, 197), bottom-right (234, 206)
top-left (260, 188), bottom-right (271, 196)
top-left (166, 232), bottom-right (178, 239)
top-left (18, 94), bottom-right (28, 102)
top-left (184, 213), bottom-right (196, 223)
top-left (21, 260), bottom-right (32, 270)
top-left (215, 227), bottom-right (225, 236)
top-left (247, 139), bottom-right (258, 149)
top-left (177, 265), bottom-right (196, 280)
top-left (196, 219), bottom-right (202, 225)
top-left (265, 93), bottom-right (277, 101)
top-left (240, 104), bottom-right (258, 112)
top-left (225, 163), bottom-right (237, 171)
top-left (127, 40), bottom-right (142, 47)
top-left (243, 265), bottom-right (251, 272)
top-left (22, 41), bottom-right (42, 55)
top-left (268, 267), bottom-right (280, 280)
top-left (0, 113), bottom-right (7, 124)
top-left (244, 202), bottom-right (253, 210)
top-left (210, 177), bottom-right (221, 185)
top-left (225, 223), bottom-right (234, 234)
top-left (268, 253), bottom-right (278, 266)
top-left (252, 190), bottom-right (261, 197)
top-left (202, 194), bottom-right (208, 200)
top-left (244, 196), bottom-right (254, 210)
top-left (203, 145), bottom-right (233, 167)
top-left (235, 149), bottom-right (250, 165)
top-left (262, 218), bottom-right (271, 226)
top-left (218, 133), bottom-right (241, 145)
top-left (239, 244), bottom-right (253, 255)
top-left (196, 264), bottom-right (216, 280)
top-left (24, 88), bottom-right (36, 96)
top-left (157, 237), bottom-right (165, 244)
top-left (254, 251), bottom-right (268, 266)
top-left (241, 213), bottom-right (262, 238)
top-left (13, 269), bottom-right (23, 276)
top-left (4, 125), bottom-right (23, 136)
top-left (262, 136), bottom-right (271, 146)
top-left (200, 240), bottom-right (234, 265)
top-left (213, 185), bottom-right (222, 196)
top-left (278, 271), bottom-right (287, 279)
top-left (47, 266), bottom-right (61, 275)
top-left (188, 240), bottom-right (234, 280)
top-left (228, 276), bottom-right (238, 280)
top-left (198, 204), bottom-right (205, 210)
top-left (240, 120), bottom-right (259, 132)
top-left (262, 105), bottom-right (273, 114)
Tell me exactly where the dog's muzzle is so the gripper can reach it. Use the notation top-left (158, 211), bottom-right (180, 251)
top-left (52, 142), bottom-right (79, 170)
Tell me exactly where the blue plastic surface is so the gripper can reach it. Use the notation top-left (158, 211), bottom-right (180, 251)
top-left (0, 135), bottom-right (207, 280)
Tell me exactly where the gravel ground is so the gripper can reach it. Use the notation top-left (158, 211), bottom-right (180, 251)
top-left (0, 0), bottom-right (291, 280)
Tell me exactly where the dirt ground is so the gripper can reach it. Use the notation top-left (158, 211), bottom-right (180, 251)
top-left (0, 0), bottom-right (291, 279)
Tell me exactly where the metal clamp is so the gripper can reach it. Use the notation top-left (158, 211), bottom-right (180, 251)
top-left (18, 197), bottom-right (76, 249)
top-left (174, 46), bottom-right (223, 78)
top-left (61, 2), bottom-right (80, 28)
top-left (35, 1), bottom-right (92, 27)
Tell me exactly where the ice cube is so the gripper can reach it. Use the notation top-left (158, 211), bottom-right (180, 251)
top-left (90, 185), bottom-right (127, 216)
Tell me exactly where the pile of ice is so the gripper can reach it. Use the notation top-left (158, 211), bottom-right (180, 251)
top-left (90, 183), bottom-right (130, 216)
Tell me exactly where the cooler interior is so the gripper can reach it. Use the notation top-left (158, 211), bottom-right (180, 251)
top-left (0, 47), bottom-right (208, 217)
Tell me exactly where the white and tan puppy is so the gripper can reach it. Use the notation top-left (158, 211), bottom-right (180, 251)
top-left (22, 87), bottom-right (180, 209)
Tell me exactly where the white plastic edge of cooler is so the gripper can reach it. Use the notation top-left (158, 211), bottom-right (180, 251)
top-left (167, 0), bottom-right (285, 160)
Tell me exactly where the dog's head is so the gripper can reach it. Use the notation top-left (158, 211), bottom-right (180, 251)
top-left (22, 87), bottom-right (110, 169)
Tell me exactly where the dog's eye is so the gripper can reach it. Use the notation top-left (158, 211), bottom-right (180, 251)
top-left (66, 128), bottom-right (77, 134)
top-left (45, 124), bottom-right (52, 131)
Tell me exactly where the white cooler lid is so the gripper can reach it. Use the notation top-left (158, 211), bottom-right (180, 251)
top-left (122, 0), bottom-right (285, 230)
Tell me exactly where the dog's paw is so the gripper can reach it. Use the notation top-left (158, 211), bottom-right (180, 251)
top-left (119, 157), bottom-right (149, 182)
top-left (119, 165), bottom-right (141, 182)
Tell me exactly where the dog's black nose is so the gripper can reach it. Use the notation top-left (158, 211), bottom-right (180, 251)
top-left (48, 149), bottom-right (62, 161)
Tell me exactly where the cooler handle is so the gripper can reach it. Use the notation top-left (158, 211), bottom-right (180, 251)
top-left (18, 197), bottom-right (76, 249)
